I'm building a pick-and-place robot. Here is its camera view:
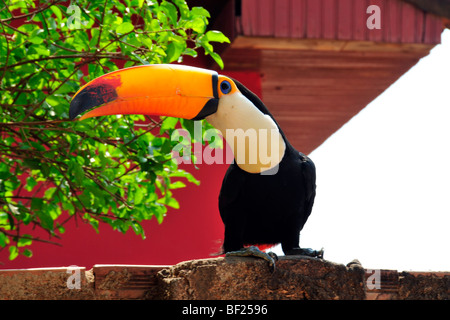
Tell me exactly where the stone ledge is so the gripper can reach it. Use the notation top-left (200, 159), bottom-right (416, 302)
top-left (364, 269), bottom-right (450, 300)
top-left (0, 266), bottom-right (95, 300)
top-left (0, 257), bottom-right (448, 300)
top-left (158, 256), bottom-right (365, 300)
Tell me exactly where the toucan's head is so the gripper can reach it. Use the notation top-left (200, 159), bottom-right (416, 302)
top-left (69, 64), bottom-right (239, 121)
top-left (70, 64), bottom-right (286, 174)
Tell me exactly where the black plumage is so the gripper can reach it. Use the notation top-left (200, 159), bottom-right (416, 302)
top-left (219, 80), bottom-right (317, 256)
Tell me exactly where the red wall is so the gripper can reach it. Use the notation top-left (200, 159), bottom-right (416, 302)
top-left (241, 0), bottom-right (443, 44)
top-left (0, 70), bottom-right (262, 269)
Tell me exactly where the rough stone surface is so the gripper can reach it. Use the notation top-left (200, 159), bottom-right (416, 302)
top-left (398, 272), bottom-right (450, 300)
top-left (157, 255), bottom-right (366, 300)
top-left (0, 267), bottom-right (95, 300)
top-left (93, 265), bottom-right (167, 300)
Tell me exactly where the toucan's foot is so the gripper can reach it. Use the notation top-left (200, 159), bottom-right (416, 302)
top-left (226, 246), bottom-right (278, 272)
top-left (284, 247), bottom-right (324, 259)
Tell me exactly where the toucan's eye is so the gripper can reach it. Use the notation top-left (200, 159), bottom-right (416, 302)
top-left (220, 80), bottom-right (232, 94)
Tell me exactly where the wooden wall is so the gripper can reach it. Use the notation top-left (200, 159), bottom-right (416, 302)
top-left (240, 0), bottom-right (443, 44)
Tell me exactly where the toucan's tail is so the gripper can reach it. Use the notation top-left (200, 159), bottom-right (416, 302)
top-left (246, 243), bottom-right (276, 252)
top-left (211, 242), bottom-right (277, 257)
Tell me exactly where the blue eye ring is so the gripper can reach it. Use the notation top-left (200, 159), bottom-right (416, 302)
top-left (220, 80), bottom-right (232, 94)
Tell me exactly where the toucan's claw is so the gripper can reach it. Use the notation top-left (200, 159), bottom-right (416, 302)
top-left (317, 248), bottom-right (324, 259)
top-left (268, 251), bottom-right (279, 261)
top-left (226, 246), bottom-right (277, 272)
top-left (284, 247), bottom-right (324, 259)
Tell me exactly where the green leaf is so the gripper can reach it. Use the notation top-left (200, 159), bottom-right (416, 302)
top-left (25, 176), bottom-right (37, 192)
top-left (56, 224), bottom-right (65, 234)
top-left (153, 204), bottom-right (167, 224)
top-left (169, 169), bottom-right (200, 186)
top-left (188, 17), bottom-right (206, 33)
top-left (23, 249), bottom-right (33, 258)
top-left (70, 162), bottom-right (85, 185)
top-left (134, 187), bottom-right (144, 205)
top-left (0, 167), bottom-right (12, 180)
top-left (190, 7), bottom-right (210, 19)
top-left (166, 41), bottom-right (185, 63)
top-left (84, 213), bottom-right (99, 232)
top-left (62, 201), bottom-right (75, 215)
top-left (209, 52), bottom-right (224, 70)
top-left (173, 0), bottom-right (189, 18)
top-left (37, 210), bottom-right (54, 231)
top-left (160, 1), bottom-right (178, 24)
top-left (0, 212), bottom-right (14, 231)
top-left (116, 22), bottom-right (134, 34)
top-left (30, 44), bottom-right (50, 55)
top-left (50, 5), bottom-right (62, 25)
top-left (169, 181), bottom-right (186, 189)
top-left (31, 198), bottom-right (44, 211)
top-left (89, 28), bottom-right (100, 48)
top-left (166, 197), bottom-right (179, 209)
top-left (40, 163), bottom-right (50, 178)
top-left (131, 221), bottom-right (144, 237)
top-left (160, 117), bottom-right (179, 133)
top-left (205, 30), bottom-right (230, 43)
top-left (17, 235), bottom-right (32, 247)
top-left (29, 36), bottom-right (44, 45)
top-left (0, 232), bottom-right (8, 247)
top-left (9, 246), bottom-right (19, 260)
top-left (157, 193), bottom-right (180, 209)
top-left (44, 187), bottom-right (57, 200)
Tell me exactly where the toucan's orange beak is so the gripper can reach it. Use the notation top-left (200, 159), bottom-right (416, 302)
top-left (69, 64), bottom-right (219, 121)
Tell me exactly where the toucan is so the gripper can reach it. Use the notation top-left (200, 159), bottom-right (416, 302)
top-left (69, 64), bottom-right (323, 270)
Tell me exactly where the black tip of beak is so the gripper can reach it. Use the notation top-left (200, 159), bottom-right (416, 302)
top-left (69, 83), bottom-right (118, 120)
top-left (191, 99), bottom-right (219, 120)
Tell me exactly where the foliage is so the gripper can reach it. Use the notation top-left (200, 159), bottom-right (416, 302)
top-left (0, 0), bottom-right (229, 261)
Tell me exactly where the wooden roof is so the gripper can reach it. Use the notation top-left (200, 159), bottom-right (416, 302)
top-left (215, 0), bottom-right (444, 154)
top-left (402, 0), bottom-right (450, 21)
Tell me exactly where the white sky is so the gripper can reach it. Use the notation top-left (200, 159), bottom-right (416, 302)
top-left (274, 29), bottom-right (450, 272)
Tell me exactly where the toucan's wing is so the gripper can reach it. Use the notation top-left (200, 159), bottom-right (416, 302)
top-left (298, 152), bottom-right (316, 229)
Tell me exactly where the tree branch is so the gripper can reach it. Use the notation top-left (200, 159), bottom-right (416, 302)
top-left (0, 230), bottom-right (63, 247)
top-left (4, 53), bottom-right (132, 70)
top-left (0, 0), bottom-right (63, 23)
